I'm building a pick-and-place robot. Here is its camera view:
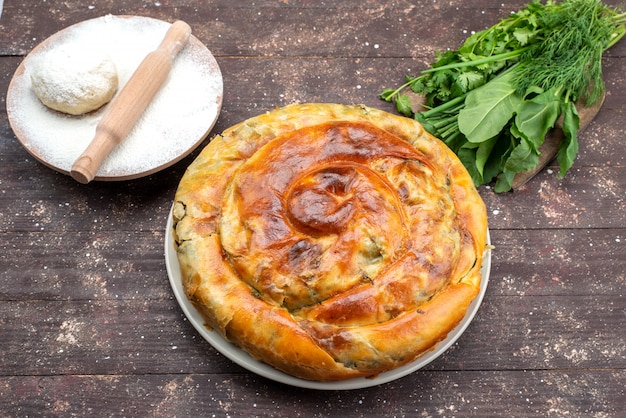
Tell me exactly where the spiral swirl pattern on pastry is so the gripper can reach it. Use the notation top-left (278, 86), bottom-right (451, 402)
top-left (173, 103), bottom-right (488, 381)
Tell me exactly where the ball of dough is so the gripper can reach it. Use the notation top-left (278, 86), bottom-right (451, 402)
top-left (30, 43), bottom-right (118, 115)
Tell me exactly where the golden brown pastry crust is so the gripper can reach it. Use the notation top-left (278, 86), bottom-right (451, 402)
top-left (172, 103), bottom-right (488, 381)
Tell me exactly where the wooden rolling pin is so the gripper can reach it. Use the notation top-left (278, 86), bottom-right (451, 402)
top-left (71, 20), bottom-right (192, 184)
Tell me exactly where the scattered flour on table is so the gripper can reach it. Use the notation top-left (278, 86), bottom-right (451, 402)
top-left (9, 14), bottom-right (222, 177)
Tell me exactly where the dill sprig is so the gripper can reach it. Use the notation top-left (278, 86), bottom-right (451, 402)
top-left (514, 0), bottom-right (624, 104)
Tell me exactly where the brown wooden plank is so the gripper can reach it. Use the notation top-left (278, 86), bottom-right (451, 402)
top-left (0, 230), bottom-right (171, 301)
top-left (0, 298), bottom-right (238, 377)
top-left (0, 295), bottom-right (623, 377)
top-left (0, 0), bottom-right (537, 56)
top-left (488, 229), bottom-right (626, 297)
top-left (1, 370), bottom-right (624, 417)
top-left (483, 165), bottom-right (626, 230)
top-left (4, 0), bottom-right (624, 59)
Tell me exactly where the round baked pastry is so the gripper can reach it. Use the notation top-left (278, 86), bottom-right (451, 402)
top-left (30, 43), bottom-right (118, 115)
top-left (172, 103), bottom-right (488, 381)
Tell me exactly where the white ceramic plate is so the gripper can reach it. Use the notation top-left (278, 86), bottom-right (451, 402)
top-left (165, 208), bottom-right (491, 390)
top-left (7, 15), bottom-right (223, 181)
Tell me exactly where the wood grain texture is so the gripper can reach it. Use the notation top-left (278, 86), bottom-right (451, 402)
top-left (1, 370), bottom-right (625, 417)
top-left (0, 294), bottom-right (623, 376)
top-left (0, 0), bottom-right (624, 416)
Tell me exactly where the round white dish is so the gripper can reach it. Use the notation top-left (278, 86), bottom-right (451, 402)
top-left (7, 15), bottom-right (223, 181)
top-left (165, 208), bottom-right (491, 390)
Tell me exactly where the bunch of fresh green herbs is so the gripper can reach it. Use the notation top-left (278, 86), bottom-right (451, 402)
top-left (381, 0), bottom-right (625, 192)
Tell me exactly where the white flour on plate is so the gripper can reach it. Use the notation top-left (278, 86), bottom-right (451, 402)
top-left (8, 15), bottom-right (223, 178)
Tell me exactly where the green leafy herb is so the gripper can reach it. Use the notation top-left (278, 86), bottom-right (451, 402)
top-left (381, 0), bottom-right (625, 192)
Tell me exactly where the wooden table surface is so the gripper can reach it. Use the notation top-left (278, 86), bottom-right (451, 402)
top-left (1, 1), bottom-right (624, 416)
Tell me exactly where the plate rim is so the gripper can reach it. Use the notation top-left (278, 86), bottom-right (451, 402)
top-left (164, 206), bottom-right (491, 390)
